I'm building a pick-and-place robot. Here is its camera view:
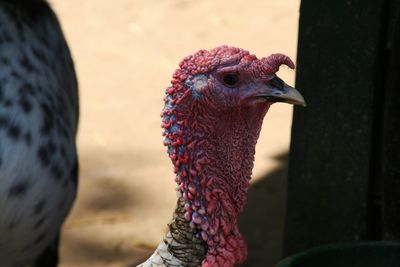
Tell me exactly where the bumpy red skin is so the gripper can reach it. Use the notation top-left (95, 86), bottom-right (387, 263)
top-left (161, 46), bottom-right (294, 267)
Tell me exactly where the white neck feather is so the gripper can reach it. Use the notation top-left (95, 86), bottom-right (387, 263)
top-left (137, 231), bottom-right (184, 267)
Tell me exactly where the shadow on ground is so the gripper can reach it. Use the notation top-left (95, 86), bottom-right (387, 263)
top-left (60, 149), bottom-right (159, 267)
top-left (239, 151), bottom-right (289, 267)
top-left (62, 232), bottom-right (151, 267)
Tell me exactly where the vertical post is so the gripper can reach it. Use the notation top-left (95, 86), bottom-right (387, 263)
top-left (381, 3), bottom-right (400, 240)
top-left (283, 0), bottom-right (388, 256)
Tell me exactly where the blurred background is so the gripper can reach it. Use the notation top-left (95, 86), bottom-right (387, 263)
top-left (49, 0), bottom-right (301, 266)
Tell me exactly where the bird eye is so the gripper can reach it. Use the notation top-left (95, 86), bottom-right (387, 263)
top-left (268, 76), bottom-right (284, 90)
top-left (222, 73), bottom-right (240, 87)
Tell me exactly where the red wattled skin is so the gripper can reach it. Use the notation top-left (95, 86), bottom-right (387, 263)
top-left (161, 45), bottom-right (295, 267)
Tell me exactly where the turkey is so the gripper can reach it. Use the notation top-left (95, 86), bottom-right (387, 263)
top-left (138, 46), bottom-right (305, 267)
top-left (0, 1), bottom-right (78, 266)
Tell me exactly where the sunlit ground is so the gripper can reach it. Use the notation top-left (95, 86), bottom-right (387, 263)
top-left (49, 0), bottom-right (301, 266)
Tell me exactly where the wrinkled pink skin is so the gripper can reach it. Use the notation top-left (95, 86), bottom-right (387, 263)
top-left (161, 46), bottom-right (294, 266)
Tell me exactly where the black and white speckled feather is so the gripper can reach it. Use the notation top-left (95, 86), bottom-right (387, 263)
top-left (0, 1), bottom-right (78, 266)
top-left (137, 197), bottom-right (206, 267)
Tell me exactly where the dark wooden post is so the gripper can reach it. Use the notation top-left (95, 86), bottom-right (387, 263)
top-left (380, 1), bottom-right (400, 240)
top-left (283, 0), bottom-right (400, 256)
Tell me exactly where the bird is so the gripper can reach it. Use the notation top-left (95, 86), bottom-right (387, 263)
top-left (137, 46), bottom-right (305, 267)
top-left (0, 1), bottom-right (78, 266)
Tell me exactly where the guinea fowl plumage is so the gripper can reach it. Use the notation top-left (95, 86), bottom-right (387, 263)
top-left (138, 46), bottom-right (305, 267)
top-left (0, 1), bottom-right (78, 266)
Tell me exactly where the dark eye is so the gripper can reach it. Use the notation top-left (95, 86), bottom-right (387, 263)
top-left (268, 76), bottom-right (284, 90)
top-left (222, 73), bottom-right (240, 87)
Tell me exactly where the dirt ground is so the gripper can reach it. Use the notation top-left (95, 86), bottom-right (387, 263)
top-left (48, 0), bottom-right (301, 266)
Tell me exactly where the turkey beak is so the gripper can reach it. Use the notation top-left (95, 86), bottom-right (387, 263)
top-left (257, 78), bottom-right (306, 107)
top-left (273, 84), bottom-right (306, 107)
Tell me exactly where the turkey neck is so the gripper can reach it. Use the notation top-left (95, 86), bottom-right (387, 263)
top-left (168, 104), bottom-right (269, 266)
top-left (165, 196), bottom-right (206, 266)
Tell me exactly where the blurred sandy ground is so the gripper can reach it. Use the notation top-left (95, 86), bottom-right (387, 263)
top-left (48, 0), bottom-right (300, 266)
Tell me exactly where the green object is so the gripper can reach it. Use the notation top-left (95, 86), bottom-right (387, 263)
top-left (277, 242), bottom-right (400, 267)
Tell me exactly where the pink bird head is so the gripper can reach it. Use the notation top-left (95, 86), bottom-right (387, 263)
top-left (164, 46), bottom-right (300, 112)
top-left (161, 46), bottom-right (304, 267)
